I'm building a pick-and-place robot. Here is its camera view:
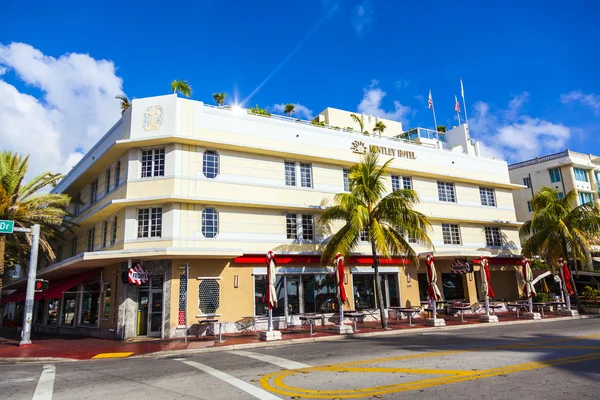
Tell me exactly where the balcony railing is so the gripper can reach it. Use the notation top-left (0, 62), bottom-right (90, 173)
top-left (508, 150), bottom-right (569, 170)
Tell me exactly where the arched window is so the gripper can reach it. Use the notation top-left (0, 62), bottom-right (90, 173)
top-left (203, 150), bottom-right (219, 178)
top-left (202, 208), bottom-right (219, 238)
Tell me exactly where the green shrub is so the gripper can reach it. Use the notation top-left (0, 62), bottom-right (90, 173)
top-left (248, 104), bottom-right (271, 116)
top-left (533, 293), bottom-right (549, 303)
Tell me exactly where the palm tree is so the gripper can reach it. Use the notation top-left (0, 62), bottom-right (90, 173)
top-left (171, 80), bottom-right (192, 97)
top-left (320, 149), bottom-right (433, 328)
top-left (115, 94), bottom-right (131, 115)
top-left (350, 114), bottom-right (365, 134)
top-left (436, 125), bottom-right (447, 132)
top-left (284, 104), bottom-right (295, 117)
top-left (0, 152), bottom-right (70, 294)
top-left (520, 187), bottom-right (600, 312)
top-left (373, 120), bottom-right (387, 136)
top-left (213, 92), bottom-right (226, 107)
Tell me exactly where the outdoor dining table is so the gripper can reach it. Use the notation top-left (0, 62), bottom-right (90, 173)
top-left (344, 311), bottom-right (364, 331)
top-left (533, 302), bottom-right (548, 317)
top-left (395, 306), bottom-right (421, 326)
top-left (198, 318), bottom-right (225, 342)
top-left (451, 303), bottom-right (472, 323)
top-left (299, 314), bottom-right (322, 336)
top-left (549, 301), bottom-right (566, 314)
top-left (478, 302), bottom-right (503, 315)
top-left (507, 302), bottom-right (529, 318)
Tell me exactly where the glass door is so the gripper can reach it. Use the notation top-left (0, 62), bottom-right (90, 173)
top-left (148, 277), bottom-right (164, 337)
top-left (137, 290), bottom-right (149, 336)
top-left (286, 276), bottom-right (300, 316)
top-left (302, 276), bottom-right (316, 314)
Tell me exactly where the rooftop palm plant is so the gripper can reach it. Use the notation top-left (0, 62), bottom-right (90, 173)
top-left (520, 187), bottom-right (600, 311)
top-left (373, 120), bottom-right (387, 136)
top-left (171, 80), bottom-right (192, 97)
top-left (115, 94), bottom-right (131, 115)
top-left (320, 149), bottom-right (432, 328)
top-left (213, 92), bottom-right (226, 107)
top-left (284, 104), bottom-right (295, 118)
top-left (350, 114), bottom-right (365, 135)
top-left (0, 152), bottom-right (70, 294)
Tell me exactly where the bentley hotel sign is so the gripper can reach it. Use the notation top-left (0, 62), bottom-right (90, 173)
top-left (351, 140), bottom-right (417, 160)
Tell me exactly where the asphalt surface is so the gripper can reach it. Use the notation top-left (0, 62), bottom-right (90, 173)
top-left (1, 318), bottom-right (599, 399)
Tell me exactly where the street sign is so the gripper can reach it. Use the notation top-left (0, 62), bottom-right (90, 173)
top-left (0, 220), bottom-right (15, 234)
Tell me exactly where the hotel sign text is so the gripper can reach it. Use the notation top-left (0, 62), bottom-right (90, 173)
top-left (351, 140), bottom-right (416, 160)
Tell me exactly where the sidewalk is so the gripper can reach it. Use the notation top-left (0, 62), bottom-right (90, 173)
top-left (0, 312), bottom-right (587, 362)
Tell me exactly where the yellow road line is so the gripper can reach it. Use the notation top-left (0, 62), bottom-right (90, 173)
top-left (92, 352), bottom-right (134, 359)
top-left (309, 366), bottom-right (470, 375)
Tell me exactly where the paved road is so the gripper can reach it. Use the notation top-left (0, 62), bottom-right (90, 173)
top-left (1, 319), bottom-right (599, 399)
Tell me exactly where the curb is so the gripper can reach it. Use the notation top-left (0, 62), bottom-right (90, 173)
top-left (2, 315), bottom-right (598, 363)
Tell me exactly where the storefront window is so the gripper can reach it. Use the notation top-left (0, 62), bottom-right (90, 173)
top-left (441, 273), bottom-right (465, 300)
top-left (46, 299), bottom-right (58, 325)
top-left (418, 273), bottom-right (429, 302)
top-left (61, 292), bottom-right (77, 326)
top-left (353, 275), bottom-right (376, 310)
top-left (314, 274), bottom-right (335, 312)
top-left (103, 283), bottom-right (112, 319)
top-left (80, 282), bottom-right (101, 326)
top-left (386, 274), bottom-right (399, 307)
top-left (254, 275), bottom-right (285, 317)
top-left (34, 300), bottom-right (45, 325)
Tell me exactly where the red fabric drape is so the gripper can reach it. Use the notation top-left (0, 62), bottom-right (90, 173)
top-left (335, 253), bottom-right (347, 302)
top-left (562, 261), bottom-right (574, 295)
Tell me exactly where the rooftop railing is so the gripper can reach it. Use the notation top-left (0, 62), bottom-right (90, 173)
top-left (396, 128), bottom-right (446, 142)
top-left (508, 150), bottom-right (569, 170)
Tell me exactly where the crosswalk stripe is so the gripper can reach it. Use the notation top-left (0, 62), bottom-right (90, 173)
top-left (231, 350), bottom-right (310, 370)
top-left (181, 360), bottom-right (281, 400)
top-left (32, 364), bottom-right (55, 400)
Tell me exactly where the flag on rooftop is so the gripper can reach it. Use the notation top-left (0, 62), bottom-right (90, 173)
top-left (428, 90), bottom-right (433, 109)
top-left (454, 95), bottom-right (461, 113)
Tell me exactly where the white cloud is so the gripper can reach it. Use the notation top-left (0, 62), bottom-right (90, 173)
top-left (357, 80), bottom-right (411, 124)
top-left (0, 66), bottom-right (6, 75)
top-left (271, 103), bottom-right (314, 120)
top-left (0, 42), bottom-right (123, 179)
top-left (470, 93), bottom-right (572, 163)
top-left (560, 90), bottom-right (600, 114)
top-left (352, 0), bottom-right (373, 35)
top-left (395, 79), bottom-right (409, 89)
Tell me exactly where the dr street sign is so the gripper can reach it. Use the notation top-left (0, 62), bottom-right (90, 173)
top-left (0, 220), bottom-right (15, 234)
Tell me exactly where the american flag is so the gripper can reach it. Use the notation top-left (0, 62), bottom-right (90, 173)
top-left (454, 95), bottom-right (461, 113)
top-left (428, 90), bottom-right (433, 109)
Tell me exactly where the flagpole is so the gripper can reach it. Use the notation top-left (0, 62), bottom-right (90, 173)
top-left (429, 90), bottom-right (439, 139)
top-left (455, 95), bottom-right (461, 125)
top-left (460, 78), bottom-right (469, 126)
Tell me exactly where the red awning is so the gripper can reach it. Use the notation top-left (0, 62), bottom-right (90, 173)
top-left (233, 254), bottom-right (410, 265)
top-left (473, 257), bottom-right (522, 266)
top-left (0, 269), bottom-right (100, 304)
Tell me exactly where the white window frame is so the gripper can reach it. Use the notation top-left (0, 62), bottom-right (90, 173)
top-left (300, 214), bottom-right (314, 240)
top-left (359, 228), bottom-right (369, 242)
top-left (284, 161), bottom-right (313, 189)
top-left (284, 161), bottom-right (296, 186)
top-left (484, 226), bottom-right (502, 247)
top-left (105, 168), bottom-right (112, 194)
top-left (479, 187), bottom-right (496, 207)
top-left (137, 207), bottom-right (163, 238)
top-left (202, 150), bottom-right (220, 179)
top-left (102, 220), bottom-right (109, 248)
top-left (442, 223), bottom-right (461, 245)
top-left (141, 148), bottom-right (165, 178)
top-left (285, 213), bottom-right (298, 239)
top-left (201, 207), bottom-right (219, 238)
top-left (523, 177), bottom-right (532, 189)
top-left (90, 179), bottom-right (99, 204)
top-left (115, 160), bottom-right (121, 187)
top-left (87, 228), bottom-right (95, 252)
top-left (437, 181), bottom-right (456, 203)
top-left (391, 175), bottom-right (412, 191)
top-left (343, 168), bottom-right (350, 192)
top-left (111, 215), bottom-right (118, 245)
top-left (285, 213), bottom-right (315, 241)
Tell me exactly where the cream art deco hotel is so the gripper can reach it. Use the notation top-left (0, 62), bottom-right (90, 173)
top-left (2, 94), bottom-right (526, 339)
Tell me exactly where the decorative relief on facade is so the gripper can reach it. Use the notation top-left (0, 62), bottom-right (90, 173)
top-left (143, 105), bottom-right (164, 131)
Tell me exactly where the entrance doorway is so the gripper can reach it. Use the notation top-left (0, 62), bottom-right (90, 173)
top-left (136, 276), bottom-right (164, 337)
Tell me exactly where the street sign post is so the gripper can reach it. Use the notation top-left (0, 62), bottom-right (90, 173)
top-left (0, 220), bottom-right (15, 234)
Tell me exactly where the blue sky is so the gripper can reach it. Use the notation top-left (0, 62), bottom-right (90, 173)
top-left (1, 0), bottom-right (599, 175)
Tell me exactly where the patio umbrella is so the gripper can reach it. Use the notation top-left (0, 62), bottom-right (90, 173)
top-left (426, 254), bottom-right (442, 319)
top-left (558, 258), bottom-right (574, 310)
top-left (266, 251), bottom-right (278, 332)
top-left (480, 258), bottom-right (495, 315)
top-left (334, 253), bottom-right (348, 326)
top-left (521, 257), bottom-right (536, 312)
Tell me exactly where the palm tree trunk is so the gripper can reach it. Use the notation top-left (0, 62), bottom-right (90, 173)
top-left (562, 236), bottom-right (584, 313)
top-left (370, 240), bottom-right (388, 329)
top-left (0, 235), bottom-right (5, 295)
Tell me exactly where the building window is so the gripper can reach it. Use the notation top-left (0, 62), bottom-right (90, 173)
top-left (527, 201), bottom-right (533, 212)
top-left (46, 299), bottom-right (58, 326)
top-left (479, 187), bottom-right (496, 207)
top-left (70, 237), bottom-right (77, 257)
top-left (442, 223), bottom-right (461, 245)
top-left (254, 275), bottom-right (285, 316)
top-left (79, 282), bottom-right (100, 326)
top-left (90, 179), bottom-right (98, 204)
top-left (203, 150), bottom-right (219, 179)
top-left (300, 163), bottom-right (312, 188)
top-left (301, 214), bottom-right (314, 240)
top-left (408, 233), bottom-right (418, 244)
top-left (343, 169), bottom-right (350, 192)
top-left (441, 273), bottom-right (465, 300)
top-left (286, 213), bottom-right (298, 239)
top-left (87, 228), bottom-right (95, 252)
top-left (557, 192), bottom-right (564, 199)
top-left (141, 148), bottom-right (165, 178)
top-left (202, 208), bottom-right (219, 238)
top-left (578, 192), bottom-right (594, 205)
top-left (105, 168), bottom-right (112, 194)
top-left (102, 221), bottom-right (109, 247)
top-left (523, 177), bottom-right (532, 189)
top-left (391, 175), bottom-right (412, 191)
top-left (34, 300), bottom-right (45, 325)
top-left (137, 207), bottom-right (162, 238)
top-left (103, 283), bottom-right (112, 319)
top-left (437, 182), bottom-right (456, 202)
top-left (60, 291), bottom-right (77, 327)
top-left (574, 168), bottom-right (589, 182)
top-left (115, 160), bottom-right (121, 186)
top-left (198, 279), bottom-right (220, 314)
top-left (485, 227), bottom-right (502, 247)
top-left (359, 228), bottom-right (369, 242)
top-left (284, 161), bottom-right (296, 186)
top-left (111, 216), bottom-right (118, 245)
top-left (549, 168), bottom-right (561, 183)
